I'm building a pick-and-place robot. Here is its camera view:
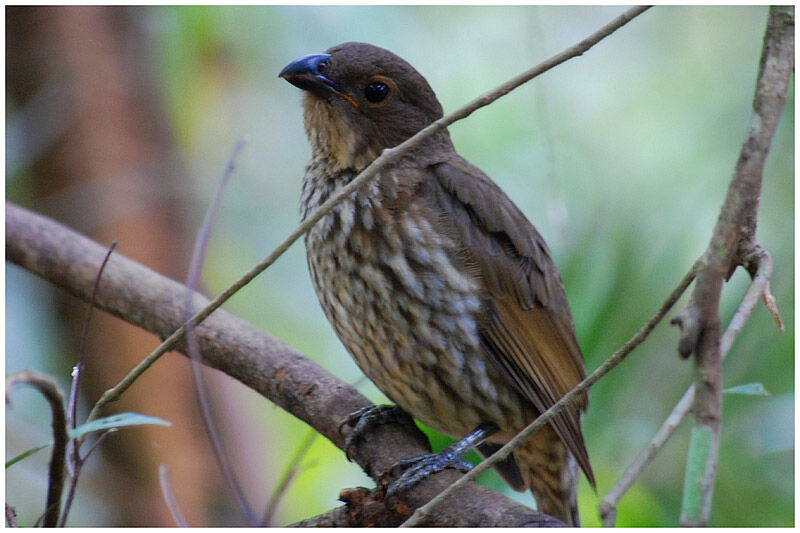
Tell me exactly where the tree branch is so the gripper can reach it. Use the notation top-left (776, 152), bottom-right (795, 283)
top-left (6, 6), bottom-right (655, 525)
top-left (6, 370), bottom-right (67, 528)
top-left (669, 6), bottom-right (792, 526)
top-left (6, 202), bottom-right (555, 527)
top-left (600, 248), bottom-right (776, 525)
top-left (81, 5), bottom-right (651, 425)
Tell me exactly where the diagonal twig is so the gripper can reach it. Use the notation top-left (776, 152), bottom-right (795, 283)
top-left (6, 202), bottom-right (553, 527)
top-left (400, 259), bottom-right (700, 527)
top-left (67, 241), bottom-right (117, 432)
top-left (600, 249), bottom-right (776, 526)
top-left (85, 4), bottom-right (652, 422)
top-left (58, 429), bottom-right (116, 527)
top-left (159, 464), bottom-right (190, 527)
top-left (60, 241), bottom-right (117, 526)
top-left (182, 139), bottom-right (258, 525)
top-left (262, 429), bottom-right (319, 526)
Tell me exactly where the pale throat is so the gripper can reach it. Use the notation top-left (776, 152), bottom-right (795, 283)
top-left (302, 95), bottom-right (378, 173)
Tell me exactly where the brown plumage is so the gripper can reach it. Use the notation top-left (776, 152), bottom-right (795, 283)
top-left (280, 42), bottom-right (593, 525)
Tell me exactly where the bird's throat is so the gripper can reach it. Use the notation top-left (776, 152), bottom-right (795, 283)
top-left (302, 95), bottom-right (378, 172)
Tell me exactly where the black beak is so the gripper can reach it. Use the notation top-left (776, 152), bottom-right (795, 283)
top-left (279, 54), bottom-right (341, 98)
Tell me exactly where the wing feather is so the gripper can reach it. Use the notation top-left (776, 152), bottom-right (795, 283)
top-left (429, 157), bottom-right (595, 486)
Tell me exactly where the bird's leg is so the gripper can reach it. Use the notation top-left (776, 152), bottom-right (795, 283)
top-left (383, 422), bottom-right (500, 497)
top-left (340, 404), bottom-right (415, 461)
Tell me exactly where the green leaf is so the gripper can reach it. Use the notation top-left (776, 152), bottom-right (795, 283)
top-left (6, 413), bottom-right (170, 469)
top-left (723, 383), bottom-right (770, 396)
top-left (6, 443), bottom-right (51, 469)
top-left (69, 412), bottom-right (171, 439)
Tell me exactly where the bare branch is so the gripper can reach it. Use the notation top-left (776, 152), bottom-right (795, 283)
top-left (59, 429), bottom-right (117, 527)
top-left (263, 430), bottom-right (318, 526)
top-left (600, 251), bottom-right (774, 525)
top-left (82, 5), bottom-right (651, 422)
top-left (6, 202), bottom-right (552, 527)
top-left (761, 281), bottom-right (784, 331)
top-left (159, 464), bottom-right (190, 527)
top-left (289, 486), bottom-right (565, 528)
top-left (68, 241), bottom-right (117, 432)
top-left (58, 241), bottom-right (118, 526)
top-left (183, 139), bottom-right (257, 525)
top-left (6, 370), bottom-right (67, 528)
top-left (668, 6), bottom-right (793, 526)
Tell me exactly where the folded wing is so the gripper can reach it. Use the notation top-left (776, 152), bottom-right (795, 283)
top-left (427, 157), bottom-right (594, 487)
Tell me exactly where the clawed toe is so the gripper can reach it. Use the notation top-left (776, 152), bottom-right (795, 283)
top-left (339, 404), bottom-right (411, 461)
top-left (383, 447), bottom-right (474, 497)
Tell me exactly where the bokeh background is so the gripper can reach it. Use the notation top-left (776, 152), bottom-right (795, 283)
top-left (6, 5), bottom-right (793, 527)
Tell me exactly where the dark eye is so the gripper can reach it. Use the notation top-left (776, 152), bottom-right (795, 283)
top-left (364, 82), bottom-right (390, 103)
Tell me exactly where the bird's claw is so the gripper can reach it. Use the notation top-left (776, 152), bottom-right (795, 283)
top-left (339, 404), bottom-right (411, 462)
top-left (383, 447), bottom-right (474, 498)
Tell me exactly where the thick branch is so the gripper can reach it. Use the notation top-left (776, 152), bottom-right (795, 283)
top-left (291, 487), bottom-right (563, 528)
top-left (5, 202), bottom-right (554, 527)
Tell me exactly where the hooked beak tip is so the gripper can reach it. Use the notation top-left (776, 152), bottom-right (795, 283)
top-left (279, 53), bottom-right (331, 79)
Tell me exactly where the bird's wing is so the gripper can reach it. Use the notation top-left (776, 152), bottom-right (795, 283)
top-left (427, 157), bottom-right (594, 486)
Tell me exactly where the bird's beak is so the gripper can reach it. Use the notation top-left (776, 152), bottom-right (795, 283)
top-left (279, 54), bottom-right (342, 98)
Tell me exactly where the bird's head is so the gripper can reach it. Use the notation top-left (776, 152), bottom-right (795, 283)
top-left (280, 42), bottom-right (448, 171)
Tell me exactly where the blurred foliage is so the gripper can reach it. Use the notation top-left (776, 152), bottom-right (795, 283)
top-left (7, 6), bottom-right (793, 527)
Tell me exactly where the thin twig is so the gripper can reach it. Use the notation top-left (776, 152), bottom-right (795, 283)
top-left (761, 281), bottom-right (784, 331)
top-left (183, 139), bottom-right (258, 525)
top-left (599, 250), bottom-right (774, 525)
top-left (68, 241), bottom-right (117, 432)
top-left (58, 429), bottom-right (116, 527)
top-left (6, 371), bottom-right (67, 528)
top-left (85, 5), bottom-right (652, 423)
top-left (61, 241), bottom-right (116, 522)
top-left (262, 429), bottom-right (319, 526)
top-left (400, 260), bottom-right (700, 527)
top-left (6, 504), bottom-right (18, 528)
top-left (721, 248), bottom-right (777, 355)
top-left (601, 385), bottom-right (693, 526)
top-left (159, 464), bottom-right (190, 527)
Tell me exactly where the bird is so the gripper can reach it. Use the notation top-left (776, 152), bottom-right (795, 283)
top-left (280, 42), bottom-right (594, 526)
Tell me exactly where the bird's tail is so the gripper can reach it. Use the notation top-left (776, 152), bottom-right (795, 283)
top-left (515, 424), bottom-right (581, 526)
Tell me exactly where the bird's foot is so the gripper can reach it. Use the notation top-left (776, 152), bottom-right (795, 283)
top-left (383, 448), bottom-right (474, 498)
top-left (339, 404), bottom-right (413, 462)
top-left (382, 422), bottom-right (499, 497)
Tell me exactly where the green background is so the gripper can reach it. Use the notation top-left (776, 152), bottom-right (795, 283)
top-left (7, 6), bottom-right (793, 527)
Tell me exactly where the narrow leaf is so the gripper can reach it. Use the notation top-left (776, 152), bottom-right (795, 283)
top-left (6, 443), bottom-right (51, 469)
top-left (723, 383), bottom-right (769, 396)
top-left (69, 412), bottom-right (171, 439)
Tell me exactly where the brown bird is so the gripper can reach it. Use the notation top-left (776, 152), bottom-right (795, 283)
top-left (280, 42), bottom-right (594, 525)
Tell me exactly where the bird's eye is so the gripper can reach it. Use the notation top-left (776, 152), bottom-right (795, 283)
top-left (364, 82), bottom-right (390, 103)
